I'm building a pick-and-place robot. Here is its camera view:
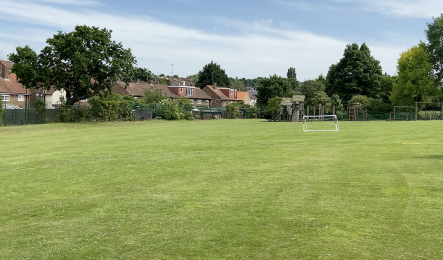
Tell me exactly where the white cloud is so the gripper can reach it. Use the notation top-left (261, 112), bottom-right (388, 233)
top-left (275, 0), bottom-right (443, 18)
top-left (0, 0), bottom-right (405, 79)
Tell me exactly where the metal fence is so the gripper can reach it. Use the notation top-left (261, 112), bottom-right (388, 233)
top-left (1, 107), bottom-right (153, 127)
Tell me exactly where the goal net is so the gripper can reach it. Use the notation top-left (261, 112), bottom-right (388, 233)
top-left (303, 115), bottom-right (339, 132)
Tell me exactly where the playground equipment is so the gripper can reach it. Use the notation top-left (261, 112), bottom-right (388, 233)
top-left (272, 95), bottom-right (305, 122)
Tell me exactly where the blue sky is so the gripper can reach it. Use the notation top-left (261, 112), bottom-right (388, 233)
top-left (0, 0), bottom-right (441, 80)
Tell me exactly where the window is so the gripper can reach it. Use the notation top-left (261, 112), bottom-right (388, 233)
top-left (180, 88), bottom-right (183, 93)
top-left (186, 88), bottom-right (193, 96)
top-left (1, 95), bottom-right (10, 101)
top-left (59, 95), bottom-right (65, 101)
top-left (231, 89), bottom-right (234, 95)
top-left (206, 100), bottom-right (209, 105)
top-left (215, 99), bottom-right (218, 104)
top-left (197, 99), bottom-right (202, 105)
top-left (18, 95), bottom-right (24, 102)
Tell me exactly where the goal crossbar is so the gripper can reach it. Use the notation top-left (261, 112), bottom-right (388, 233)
top-left (303, 115), bottom-right (339, 132)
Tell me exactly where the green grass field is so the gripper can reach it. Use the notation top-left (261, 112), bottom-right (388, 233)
top-left (1, 119), bottom-right (443, 259)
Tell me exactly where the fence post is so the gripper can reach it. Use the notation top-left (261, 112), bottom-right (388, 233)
top-left (415, 102), bottom-right (418, 121)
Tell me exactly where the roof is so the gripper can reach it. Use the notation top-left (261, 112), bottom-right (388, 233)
top-left (0, 73), bottom-right (29, 95)
top-left (204, 85), bottom-right (236, 101)
top-left (116, 81), bottom-right (178, 98)
top-left (194, 88), bottom-right (212, 100)
top-left (237, 91), bottom-right (249, 101)
top-left (0, 60), bottom-right (13, 70)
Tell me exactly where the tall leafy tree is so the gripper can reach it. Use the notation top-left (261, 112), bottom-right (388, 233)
top-left (256, 74), bottom-right (292, 108)
top-left (287, 67), bottom-right (299, 91)
top-left (287, 67), bottom-right (296, 79)
top-left (300, 79), bottom-right (325, 106)
top-left (195, 61), bottom-right (230, 89)
top-left (9, 25), bottom-right (136, 106)
top-left (134, 67), bottom-right (153, 82)
top-left (390, 43), bottom-right (438, 105)
top-left (325, 43), bottom-right (383, 104)
top-left (425, 14), bottom-right (443, 82)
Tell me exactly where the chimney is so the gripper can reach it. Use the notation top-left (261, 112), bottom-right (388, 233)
top-left (213, 82), bottom-right (217, 89)
top-left (0, 62), bottom-right (5, 79)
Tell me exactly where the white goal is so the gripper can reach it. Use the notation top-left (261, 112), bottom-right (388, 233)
top-left (303, 115), bottom-right (339, 132)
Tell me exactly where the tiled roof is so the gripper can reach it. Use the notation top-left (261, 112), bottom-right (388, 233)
top-left (116, 81), bottom-right (178, 98)
top-left (0, 73), bottom-right (29, 94)
top-left (204, 85), bottom-right (236, 101)
top-left (194, 88), bottom-right (212, 100)
top-left (237, 91), bottom-right (248, 101)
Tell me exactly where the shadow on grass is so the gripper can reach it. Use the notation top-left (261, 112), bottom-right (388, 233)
top-left (419, 155), bottom-right (443, 160)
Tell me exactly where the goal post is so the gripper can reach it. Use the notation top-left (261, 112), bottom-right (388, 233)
top-left (303, 115), bottom-right (339, 132)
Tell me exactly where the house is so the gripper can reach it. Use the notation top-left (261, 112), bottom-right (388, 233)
top-left (236, 91), bottom-right (251, 105)
top-left (170, 77), bottom-right (195, 86)
top-left (202, 83), bottom-right (237, 107)
top-left (0, 60), bottom-right (30, 109)
top-left (167, 85), bottom-right (212, 107)
top-left (111, 81), bottom-right (178, 99)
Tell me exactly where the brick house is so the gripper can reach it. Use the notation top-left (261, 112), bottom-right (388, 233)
top-left (1, 60), bottom-right (30, 109)
top-left (202, 83), bottom-right (237, 107)
top-left (167, 85), bottom-right (212, 107)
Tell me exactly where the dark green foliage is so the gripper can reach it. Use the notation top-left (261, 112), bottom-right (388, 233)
top-left (256, 74), bottom-right (292, 109)
top-left (368, 99), bottom-right (393, 114)
top-left (425, 14), bottom-right (443, 82)
top-left (134, 67), bottom-right (153, 82)
top-left (331, 94), bottom-right (344, 113)
top-left (300, 79), bottom-right (325, 107)
top-left (348, 95), bottom-right (371, 110)
top-left (0, 103), bottom-right (4, 126)
top-left (9, 25), bottom-right (136, 106)
top-left (158, 78), bottom-right (170, 85)
top-left (287, 67), bottom-right (296, 79)
top-left (229, 77), bottom-right (246, 90)
top-left (311, 91), bottom-right (332, 111)
top-left (226, 102), bottom-right (241, 119)
top-left (326, 43), bottom-right (383, 103)
top-left (196, 61), bottom-right (230, 89)
top-left (379, 74), bottom-right (396, 104)
top-left (88, 93), bottom-right (137, 121)
top-left (267, 96), bottom-right (283, 118)
top-left (34, 99), bottom-right (46, 117)
top-left (148, 98), bottom-right (193, 120)
top-left (143, 87), bottom-right (167, 104)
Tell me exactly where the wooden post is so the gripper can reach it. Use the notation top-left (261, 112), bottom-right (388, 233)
top-left (333, 105), bottom-right (335, 115)
top-left (307, 106), bottom-right (310, 116)
top-left (394, 107), bottom-right (396, 121)
top-left (389, 112), bottom-right (391, 121)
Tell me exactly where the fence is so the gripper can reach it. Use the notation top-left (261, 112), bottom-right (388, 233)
top-left (1, 107), bottom-right (153, 127)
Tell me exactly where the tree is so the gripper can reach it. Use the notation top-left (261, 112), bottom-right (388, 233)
top-left (267, 96), bottom-right (283, 117)
top-left (348, 95), bottom-right (371, 110)
top-left (134, 67), bottom-right (153, 82)
top-left (158, 78), bottom-right (170, 85)
top-left (287, 67), bottom-right (296, 79)
top-left (331, 94), bottom-right (344, 113)
top-left (425, 14), bottom-right (443, 82)
top-left (286, 67), bottom-right (299, 91)
top-left (300, 79), bottom-right (325, 106)
top-left (379, 74), bottom-right (396, 104)
top-left (229, 77), bottom-right (246, 91)
top-left (256, 74), bottom-right (292, 108)
top-left (143, 87), bottom-right (167, 104)
top-left (390, 43), bottom-right (438, 105)
top-left (325, 43), bottom-right (383, 103)
top-left (311, 91), bottom-right (332, 109)
top-left (195, 61), bottom-right (230, 89)
top-left (9, 25), bottom-right (136, 106)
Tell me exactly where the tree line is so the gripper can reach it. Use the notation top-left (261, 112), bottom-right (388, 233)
top-left (7, 14), bottom-right (443, 120)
